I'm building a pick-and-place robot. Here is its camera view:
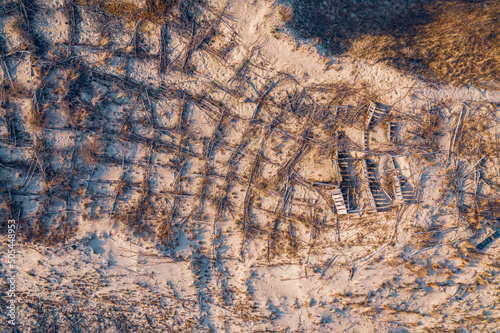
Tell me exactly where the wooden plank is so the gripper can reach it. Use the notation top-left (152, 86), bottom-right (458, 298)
top-left (363, 159), bottom-right (377, 209)
top-left (389, 122), bottom-right (397, 142)
top-left (454, 284), bottom-right (469, 300)
top-left (476, 230), bottom-right (500, 251)
top-left (332, 189), bottom-right (348, 214)
top-left (333, 160), bottom-right (341, 184)
top-left (363, 129), bottom-right (369, 151)
top-left (366, 103), bottom-right (376, 129)
top-left (337, 130), bottom-right (347, 153)
top-left (394, 182), bottom-right (404, 202)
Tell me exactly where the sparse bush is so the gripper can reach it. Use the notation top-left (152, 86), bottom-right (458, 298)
top-left (412, 226), bottom-right (440, 250)
top-left (409, 104), bottom-right (443, 152)
top-left (414, 0), bottom-right (500, 86)
top-left (278, 4), bottom-right (294, 24)
top-left (79, 137), bottom-right (103, 164)
top-left (456, 108), bottom-right (495, 156)
top-left (78, 0), bottom-right (177, 25)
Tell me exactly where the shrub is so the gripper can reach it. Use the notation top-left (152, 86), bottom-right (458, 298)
top-left (414, 0), bottom-right (500, 86)
top-left (79, 137), bottom-right (103, 164)
top-left (78, 0), bottom-right (177, 25)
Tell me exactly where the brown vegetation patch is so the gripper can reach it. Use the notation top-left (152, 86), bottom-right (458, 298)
top-left (77, 0), bottom-right (177, 25)
top-left (289, 0), bottom-right (500, 87)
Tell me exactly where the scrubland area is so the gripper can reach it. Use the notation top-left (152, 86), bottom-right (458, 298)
top-left (0, 0), bottom-right (499, 331)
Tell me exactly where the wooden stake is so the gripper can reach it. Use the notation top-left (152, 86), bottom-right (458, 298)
top-left (448, 106), bottom-right (466, 160)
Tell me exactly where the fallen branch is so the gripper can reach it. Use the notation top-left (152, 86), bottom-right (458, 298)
top-left (448, 105), bottom-right (466, 160)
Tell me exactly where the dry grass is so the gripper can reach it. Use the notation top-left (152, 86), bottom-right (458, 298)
top-left (78, 0), bottom-right (177, 25)
top-left (475, 195), bottom-right (500, 222)
top-left (412, 226), bottom-right (441, 250)
top-left (347, 1), bottom-right (500, 87)
top-left (456, 111), bottom-right (490, 156)
top-left (349, 35), bottom-right (401, 65)
top-left (414, 1), bottom-right (500, 86)
top-left (1, 81), bottom-right (25, 98)
top-left (26, 105), bottom-right (45, 129)
top-left (381, 169), bottom-right (395, 198)
top-left (407, 104), bottom-right (443, 153)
